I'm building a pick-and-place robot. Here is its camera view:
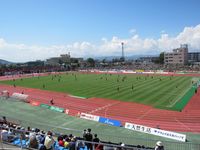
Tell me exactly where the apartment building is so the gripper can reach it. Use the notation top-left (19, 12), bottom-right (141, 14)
top-left (164, 44), bottom-right (188, 65)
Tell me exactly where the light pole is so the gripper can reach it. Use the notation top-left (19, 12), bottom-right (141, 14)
top-left (121, 42), bottom-right (125, 61)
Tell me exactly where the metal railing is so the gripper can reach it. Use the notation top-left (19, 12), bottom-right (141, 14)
top-left (75, 140), bottom-right (154, 150)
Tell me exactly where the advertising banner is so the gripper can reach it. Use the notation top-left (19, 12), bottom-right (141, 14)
top-left (30, 101), bottom-right (40, 106)
top-left (65, 109), bottom-right (69, 114)
top-left (98, 117), bottom-right (122, 127)
top-left (80, 113), bottom-right (99, 122)
top-left (49, 106), bottom-right (64, 113)
top-left (125, 122), bottom-right (186, 142)
top-left (11, 93), bottom-right (28, 100)
top-left (40, 104), bottom-right (50, 109)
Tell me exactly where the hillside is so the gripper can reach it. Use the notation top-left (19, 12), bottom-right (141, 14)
top-left (0, 59), bottom-right (13, 65)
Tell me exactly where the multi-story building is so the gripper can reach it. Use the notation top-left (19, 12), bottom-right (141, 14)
top-left (138, 56), bottom-right (159, 64)
top-left (188, 52), bottom-right (200, 64)
top-left (45, 53), bottom-right (84, 67)
top-left (46, 53), bottom-right (71, 66)
top-left (164, 44), bottom-right (188, 65)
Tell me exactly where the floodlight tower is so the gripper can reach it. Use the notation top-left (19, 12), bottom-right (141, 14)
top-left (121, 42), bottom-right (125, 61)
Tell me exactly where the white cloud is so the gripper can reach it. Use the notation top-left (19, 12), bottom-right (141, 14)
top-left (0, 38), bottom-right (7, 48)
top-left (129, 29), bottom-right (137, 34)
top-left (160, 30), bottom-right (166, 34)
top-left (0, 24), bottom-right (200, 62)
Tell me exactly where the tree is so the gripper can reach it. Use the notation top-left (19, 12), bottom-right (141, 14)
top-left (159, 52), bottom-right (164, 64)
top-left (153, 52), bottom-right (164, 64)
top-left (112, 58), bottom-right (119, 63)
top-left (102, 58), bottom-right (106, 63)
top-left (87, 58), bottom-right (95, 67)
top-left (119, 57), bottom-right (125, 62)
top-left (58, 59), bottom-right (64, 65)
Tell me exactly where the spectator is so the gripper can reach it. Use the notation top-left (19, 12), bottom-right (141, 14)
top-left (44, 131), bottom-right (55, 150)
top-left (68, 134), bottom-right (73, 141)
top-left (58, 139), bottom-right (64, 147)
top-left (95, 144), bottom-right (104, 150)
top-left (93, 134), bottom-right (100, 149)
top-left (37, 130), bottom-right (45, 145)
top-left (2, 116), bottom-right (7, 124)
top-left (69, 137), bottom-right (76, 150)
top-left (39, 145), bottom-right (47, 150)
top-left (1, 129), bottom-right (9, 141)
top-left (117, 143), bottom-right (125, 150)
top-left (29, 132), bottom-right (38, 149)
top-left (64, 137), bottom-right (70, 148)
top-left (57, 135), bottom-right (64, 147)
top-left (27, 126), bottom-right (31, 132)
top-left (57, 134), bottom-right (63, 142)
top-left (83, 129), bottom-right (87, 140)
top-left (85, 128), bottom-right (93, 150)
top-left (93, 134), bottom-right (99, 143)
top-left (155, 141), bottom-right (164, 150)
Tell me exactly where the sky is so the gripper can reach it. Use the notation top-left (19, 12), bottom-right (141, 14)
top-left (0, 0), bottom-right (200, 62)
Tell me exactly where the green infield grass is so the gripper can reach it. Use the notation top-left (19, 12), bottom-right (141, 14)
top-left (0, 72), bottom-right (197, 111)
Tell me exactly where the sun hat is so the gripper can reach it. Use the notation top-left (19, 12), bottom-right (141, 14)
top-left (156, 141), bottom-right (162, 146)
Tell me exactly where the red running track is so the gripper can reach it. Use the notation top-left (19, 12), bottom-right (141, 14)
top-left (0, 84), bottom-right (200, 133)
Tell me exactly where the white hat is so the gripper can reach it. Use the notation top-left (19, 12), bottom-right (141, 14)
top-left (1, 130), bottom-right (8, 133)
top-left (156, 141), bottom-right (162, 146)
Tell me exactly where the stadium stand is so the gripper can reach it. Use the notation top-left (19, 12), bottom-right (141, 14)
top-left (0, 116), bottom-right (155, 150)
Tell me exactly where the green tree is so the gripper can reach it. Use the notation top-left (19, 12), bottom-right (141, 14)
top-left (87, 58), bottom-right (95, 67)
top-left (159, 52), bottom-right (164, 64)
top-left (102, 58), bottom-right (106, 63)
top-left (58, 59), bottom-right (64, 65)
top-left (120, 57), bottom-right (125, 62)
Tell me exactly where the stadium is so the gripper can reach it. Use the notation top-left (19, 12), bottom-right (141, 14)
top-left (1, 1), bottom-right (200, 150)
top-left (0, 69), bottom-right (200, 150)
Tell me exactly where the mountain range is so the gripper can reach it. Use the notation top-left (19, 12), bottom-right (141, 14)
top-left (93, 54), bottom-right (159, 61)
top-left (0, 59), bottom-right (13, 65)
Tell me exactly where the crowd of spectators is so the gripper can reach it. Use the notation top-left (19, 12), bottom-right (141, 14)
top-left (94, 63), bottom-right (200, 72)
top-left (1, 62), bottom-right (200, 77)
top-left (0, 121), bottom-right (78, 150)
top-left (0, 65), bottom-right (68, 76)
top-left (0, 116), bottom-right (159, 150)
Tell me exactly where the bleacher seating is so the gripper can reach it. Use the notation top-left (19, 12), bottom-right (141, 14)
top-left (0, 116), bottom-right (155, 150)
